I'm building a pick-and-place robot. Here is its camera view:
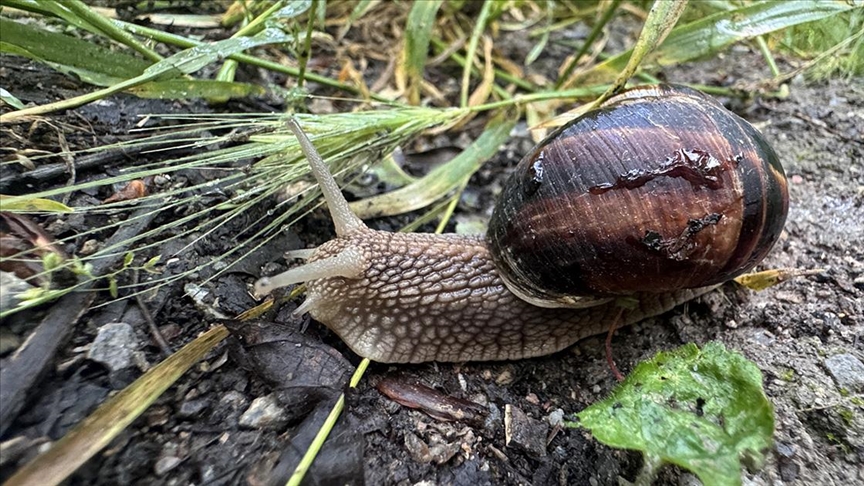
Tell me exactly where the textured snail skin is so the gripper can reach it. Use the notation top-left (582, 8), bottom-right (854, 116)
top-left (301, 229), bottom-right (711, 363)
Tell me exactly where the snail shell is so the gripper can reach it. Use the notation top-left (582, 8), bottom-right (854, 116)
top-left (487, 85), bottom-right (789, 309)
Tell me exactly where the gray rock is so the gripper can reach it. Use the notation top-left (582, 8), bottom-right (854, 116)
top-left (824, 354), bottom-right (864, 392)
top-left (0, 271), bottom-right (33, 313)
top-left (153, 455), bottom-right (181, 476)
top-left (177, 398), bottom-right (210, 419)
top-left (239, 394), bottom-right (288, 430)
top-left (87, 322), bottom-right (140, 371)
top-left (504, 404), bottom-right (548, 457)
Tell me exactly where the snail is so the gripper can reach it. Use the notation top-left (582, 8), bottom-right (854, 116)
top-left (254, 84), bottom-right (789, 364)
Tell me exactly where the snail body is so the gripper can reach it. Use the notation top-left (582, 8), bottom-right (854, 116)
top-left (254, 85), bottom-right (788, 364)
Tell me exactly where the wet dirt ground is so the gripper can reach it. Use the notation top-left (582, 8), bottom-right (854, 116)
top-left (1, 20), bottom-right (863, 486)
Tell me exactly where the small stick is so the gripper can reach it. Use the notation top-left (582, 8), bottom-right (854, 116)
top-left (132, 269), bottom-right (172, 358)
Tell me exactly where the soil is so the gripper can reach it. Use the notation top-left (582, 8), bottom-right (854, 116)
top-left (1, 11), bottom-right (862, 486)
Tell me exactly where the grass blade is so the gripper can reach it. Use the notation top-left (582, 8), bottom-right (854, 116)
top-left (0, 28), bottom-right (293, 123)
top-left (128, 79), bottom-right (266, 100)
top-left (3, 325), bottom-right (230, 486)
top-left (403, 0), bottom-right (443, 105)
top-left (56, 0), bottom-right (162, 62)
top-left (460, 0), bottom-right (493, 107)
top-left (595, 0), bottom-right (687, 104)
top-left (0, 17), bottom-right (148, 84)
top-left (349, 109), bottom-right (516, 218)
top-left (574, 0), bottom-right (861, 85)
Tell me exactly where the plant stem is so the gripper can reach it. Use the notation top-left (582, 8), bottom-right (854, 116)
top-left (286, 358), bottom-right (370, 486)
top-left (57, 0), bottom-right (163, 62)
top-left (461, 0), bottom-right (493, 107)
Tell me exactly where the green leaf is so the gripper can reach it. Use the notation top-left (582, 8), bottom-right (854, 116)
top-left (0, 195), bottom-right (73, 213)
top-left (274, 0), bottom-right (313, 19)
top-left (1, 87), bottom-right (25, 109)
top-left (42, 252), bottom-right (64, 273)
top-left (108, 276), bottom-right (118, 298)
top-left (572, 342), bottom-right (774, 486)
top-left (142, 27), bottom-right (293, 80)
top-left (127, 79), bottom-right (266, 99)
top-left (403, 0), bottom-right (443, 105)
top-left (123, 252), bottom-right (134, 267)
top-left (575, 0), bottom-right (861, 85)
top-left (598, 0), bottom-right (687, 100)
top-left (142, 256), bottom-right (162, 274)
top-left (348, 109), bottom-right (517, 218)
top-left (0, 17), bottom-right (148, 84)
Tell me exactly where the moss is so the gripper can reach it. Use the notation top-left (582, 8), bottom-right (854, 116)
top-left (837, 407), bottom-right (856, 427)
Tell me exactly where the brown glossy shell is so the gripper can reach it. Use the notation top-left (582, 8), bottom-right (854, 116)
top-left (487, 84), bottom-right (789, 306)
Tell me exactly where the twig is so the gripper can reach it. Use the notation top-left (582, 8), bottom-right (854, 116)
top-left (131, 269), bottom-right (172, 358)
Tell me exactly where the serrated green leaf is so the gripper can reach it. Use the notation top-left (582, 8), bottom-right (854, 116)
top-left (572, 342), bottom-right (774, 486)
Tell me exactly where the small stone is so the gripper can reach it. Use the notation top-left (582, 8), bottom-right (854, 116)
top-left (177, 398), bottom-right (210, 419)
top-left (87, 323), bottom-right (139, 371)
top-left (0, 327), bottom-right (21, 355)
top-left (678, 473), bottom-right (702, 486)
top-left (220, 390), bottom-right (247, 409)
top-left (153, 455), bottom-right (181, 476)
top-left (239, 394), bottom-right (288, 430)
top-left (775, 442), bottom-right (795, 458)
top-left (546, 409), bottom-right (565, 427)
top-left (0, 271), bottom-right (33, 313)
top-left (146, 405), bottom-right (171, 427)
top-left (824, 354), bottom-right (864, 392)
top-left (495, 368), bottom-right (514, 385)
top-left (404, 432), bottom-right (431, 463)
top-left (79, 239), bottom-right (100, 256)
top-left (779, 458), bottom-right (799, 482)
top-left (504, 404), bottom-right (548, 457)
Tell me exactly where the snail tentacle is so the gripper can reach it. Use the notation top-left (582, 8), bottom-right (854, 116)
top-left (253, 245), bottom-right (368, 297)
top-left (287, 118), bottom-right (367, 236)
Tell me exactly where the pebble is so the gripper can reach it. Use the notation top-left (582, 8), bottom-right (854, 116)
top-left (153, 455), bottom-right (181, 476)
top-left (238, 394), bottom-right (289, 430)
top-left (546, 409), bottom-right (565, 427)
top-left (0, 327), bottom-right (21, 355)
top-left (504, 404), bottom-right (548, 457)
top-left (0, 271), bottom-right (33, 314)
top-left (87, 322), bottom-right (140, 371)
top-left (177, 398), bottom-right (210, 419)
top-left (823, 354), bottom-right (864, 392)
top-left (220, 390), bottom-right (247, 409)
